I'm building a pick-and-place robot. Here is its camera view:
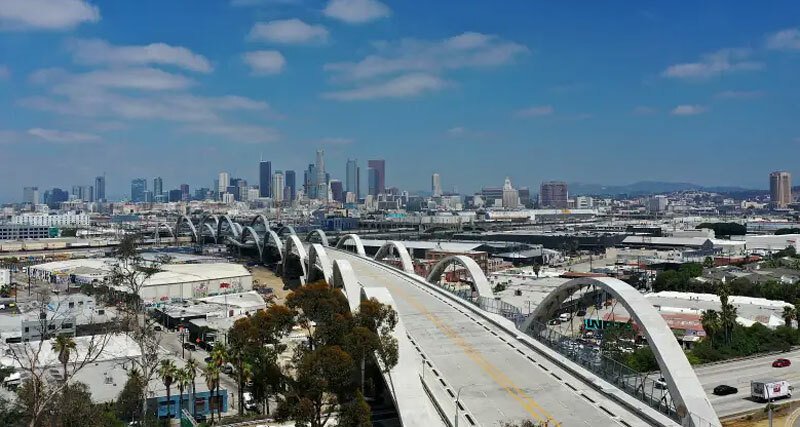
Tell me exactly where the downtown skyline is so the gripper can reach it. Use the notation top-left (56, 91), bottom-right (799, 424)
top-left (1, 0), bottom-right (800, 202)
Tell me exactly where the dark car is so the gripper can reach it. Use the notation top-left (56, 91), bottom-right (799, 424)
top-left (182, 342), bottom-right (196, 351)
top-left (773, 358), bottom-right (792, 368)
top-left (153, 325), bottom-right (162, 331)
top-left (713, 385), bottom-right (738, 396)
top-left (204, 356), bottom-right (213, 364)
top-left (576, 309), bottom-right (587, 317)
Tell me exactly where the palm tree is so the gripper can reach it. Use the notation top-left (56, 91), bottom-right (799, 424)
top-left (211, 343), bottom-right (228, 368)
top-left (175, 368), bottom-right (190, 418)
top-left (158, 360), bottom-right (177, 420)
top-left (783, 306), bottom-right (795, 329)
top-left (700, 310), bottom-right (721, 345)
top-left (185, 357), bottom-right (199, 419)
top-left (52, 335), bottom-right (76, 382)
top-left (204, 364), bottom-right (220, 423)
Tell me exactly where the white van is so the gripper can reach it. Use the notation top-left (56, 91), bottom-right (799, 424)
top-left (243, 392), bottom-right (257, 411)
top-left (559, 313), bottom-right (572, 322)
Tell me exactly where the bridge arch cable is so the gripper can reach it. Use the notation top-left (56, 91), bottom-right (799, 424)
top-left (425, 255), bottom-right (494, 299)
top-left (306, 229), bottom-right (330, 247)
top-left (335, 234), bottom-right (367, 257)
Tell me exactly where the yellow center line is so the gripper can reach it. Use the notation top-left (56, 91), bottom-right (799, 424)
top-left (361, 269), bottom-right (562, 426)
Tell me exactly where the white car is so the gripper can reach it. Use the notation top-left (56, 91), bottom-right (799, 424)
top-left (243, 392), bottom-right (257, 411)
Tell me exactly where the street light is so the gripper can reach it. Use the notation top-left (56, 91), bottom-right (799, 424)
top-left (454, 384), bottom-right (477, 427)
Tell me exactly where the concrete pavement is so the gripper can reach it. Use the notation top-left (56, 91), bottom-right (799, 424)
top-left (328, 249), bottom-right (657, 427)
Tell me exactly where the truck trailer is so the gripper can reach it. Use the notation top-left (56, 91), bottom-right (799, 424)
top-left (751, 379), bottom-right (792, 402)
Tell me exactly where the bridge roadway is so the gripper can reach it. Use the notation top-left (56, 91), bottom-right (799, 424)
top-left (325, 248), bottom-right (659, 426)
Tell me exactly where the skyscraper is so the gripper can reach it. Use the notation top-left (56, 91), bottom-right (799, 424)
top-left (316, 149), bottom-right (327, 201)
top-left (285, 170), bottom-right (296, 201)
top-left (22, 187), bottom-right (39, 204)
top-left (330, 179), bottom-right (344, 203)
top-left (153, 177), bottom-right (163, 197)
top-left (367, 159), bottom-right (385, 195)
top-left (94, 175), bottom-right (106, 202)
top-left (502, 177), bottom-right (519, 209)
top-left (770, 171), bottom-right (793, 208)
top-left (131, 178), bottom-right (147, 202)
top-left (367, 167), bottom-right (379, 197)
top-left (259, 159), bottom-right (272, 198)
top-left (540, 181), bottom-right (569, 208)
top-left (272, 171), bottom-right (285, 203)
top-left (346, 159), bottom-right (360, 199)
top-left (180, 184), bottom-right (190, 201)
top-left (218, 172), bottom-right (230, 198)
top-left (431, 173), bottom-right (442, 197)
top-left (305, 163), bottom-right (317, 199)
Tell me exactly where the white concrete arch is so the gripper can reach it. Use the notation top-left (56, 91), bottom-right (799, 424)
top-left (240, 226), bottom-right (264, 261)
top-left (335, 233), bottom-right (367, 257)
top-left (426, 255), bottom-right (494, 299)
top-left (282, 234), bottom-right (308, 280)
top-left (526, 276), bottom-right (719, 427)
top-left (250, 214), bottom-right (270, 231)
top-left (201, 223), bottom-right (217, 243)
top-left (307, 243), bottom-right (334, 284)
top-left (233, 222), bottom-right (243, 236)
top-left (306, 229), bottom-right (330, 246)
top-left (156, 222), bottom-right (175, 238)
top-left (332, 259), bottom-right (362, 312)
top-left (277, 225), bottom-right (297, 237)
top-left (175, 215), bottom-right (198, 242)
top-left (264, 229), bottom-right (284, 262)
top-left (374, 241), bottom-right (415, 274)
top-left (217, 215), bottom-right (241, 240)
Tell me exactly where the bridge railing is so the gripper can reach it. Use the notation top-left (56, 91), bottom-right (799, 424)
top-left (432, 285), bottom-right (716, 425)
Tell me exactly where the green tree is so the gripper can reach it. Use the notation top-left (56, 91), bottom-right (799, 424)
top-left (337, 391), bottom-right (371, 427)
top-left (184, 357), bottom-right (199, 419)
top-left (783, 306), bottom-right (796, 329)
top-left (701, 310), bottom-right (721, 345)
top-left (175, 368), bottom-right (190, 417)
top-left (285, 346), bottom-right (355, 427)
top-left (51, 335), bottom-right (76, 384)
top-left (158, 360), bottom-right (177, 420)
top-left (116, 367), bottom-right (145, 422)
top-left (203, 364), bottom-right (221, 423)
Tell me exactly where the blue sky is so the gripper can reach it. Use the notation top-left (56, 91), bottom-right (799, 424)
top-left (1, 0), bottom-right (799, 201)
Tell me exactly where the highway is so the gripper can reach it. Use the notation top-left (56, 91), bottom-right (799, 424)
top-left (695, 349), bottom-right (800, 418)
top-left (326, 249), bottom-right (659, 427)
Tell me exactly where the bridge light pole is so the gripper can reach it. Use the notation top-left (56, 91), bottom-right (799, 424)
top-left (454, 384), bottom-right (477, 427)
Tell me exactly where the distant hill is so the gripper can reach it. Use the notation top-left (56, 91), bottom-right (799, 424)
top-left (568, 181), bottom-right (759, 197)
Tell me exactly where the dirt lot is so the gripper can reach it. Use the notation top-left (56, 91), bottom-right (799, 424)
top-left (250, 265), bottom-right (292, 304)
top-left (723, 401), bottom-right (800, 427)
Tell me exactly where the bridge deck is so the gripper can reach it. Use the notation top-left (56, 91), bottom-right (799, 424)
top-left (327, 249), bottom-right (654, 427)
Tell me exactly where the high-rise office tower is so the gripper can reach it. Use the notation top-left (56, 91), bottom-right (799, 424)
top-left (431, 173), bottom-right (442, 197)
top-left (180, 184), bottom-right (190, 201)
top-left (539, 181), bottom-right (569, 208)
top-left (131, 178), bottom-right (147, 202)
top-left (272, 171), bottom-right (285, 203)
top-left (218, 172), bottom-right (230, 198)
top-left (316, 149), bottom-right (327, 201)
top-left (330, 180), bottom-right (344, 203)
top-left (285, 170), bottom-right (296, 201)
top-left (368, 167), bottom-right (379, 197)
top-left (346, 159), bottom-right (360, 199)
top-left (22, 187), bottom-right (39, 204)
top-left (259, 159), bottom-right (271, 198)
top-left (85, 185), bottom-right (94, 202)
top-left (367, 160), bottom-right (385, 195)
top-left (502, 177), bottom-right (519, 209)
top-left (770, 171), bottom-right (793, 208)
top-left (153, 177), bottom-right (163, 197)
top-left (305, 163), bottom-right (317, 199)
top-left (94, 175), bottom-right (106, 202)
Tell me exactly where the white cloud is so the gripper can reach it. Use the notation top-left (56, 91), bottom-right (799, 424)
top-left (323, 73), bottom-right (447, 101)
top-left (67, 38), bottom-right (212, 73)
top-left (514, 105), bottom-right (554, 118)
top-left (243, 50), bottom-right (286, 75)
top-left (31, 67), bottom-right (195, 92)
top-left (323, 0), bottom-right (390, 24)
top-left (714, 90), bottom-right (765, 100)
top-left (662, 48), bottom-right (763, 79)
top-left (248, 19), bottom-right (328, 44)
top-left (230, 0), bottom-right (301, 6)
top-left (27, 128), bottom-right (99, 143)
top-left (0, 65), bottom-right (9, 79)
top-left (0, 0), bottom-right (99, 31)
top-left (446, 126), bottom-right (466, 136)
top-left (670, 104), bottom-right (708, 116)
top-left (767, 28), bottom-right (800, 51)
top-left (326, 32), bottom-right (528, 81)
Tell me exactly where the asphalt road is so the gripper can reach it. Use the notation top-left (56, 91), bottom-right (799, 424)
top-left (327, 249), bottom-right (657, 427)
top-left (695, 348), bottom-right (800, 417)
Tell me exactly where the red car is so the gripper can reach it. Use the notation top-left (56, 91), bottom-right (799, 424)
top-left (772, 358), bottom-right (792, 368)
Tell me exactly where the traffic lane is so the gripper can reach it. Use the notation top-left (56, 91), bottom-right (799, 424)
top-left (696, 352), bottom-right (800, 416)
top-left (332, 251), bottom-right (634, 427)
